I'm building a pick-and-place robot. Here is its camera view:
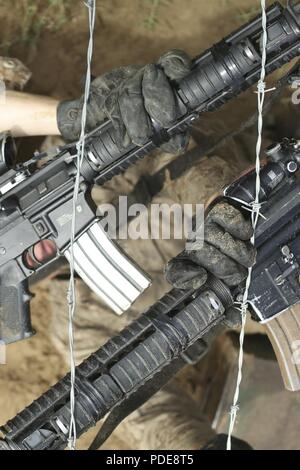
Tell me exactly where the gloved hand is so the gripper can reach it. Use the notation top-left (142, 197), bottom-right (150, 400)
top-left (165, 201), bottom-right (256, 291)
top-left (57, 50), bottom-right (191, 153)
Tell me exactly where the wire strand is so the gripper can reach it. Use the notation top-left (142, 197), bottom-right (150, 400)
top-left (226, 0), bottom-right (268, 450)
top-left (67, 0), bottom-right (96, 451)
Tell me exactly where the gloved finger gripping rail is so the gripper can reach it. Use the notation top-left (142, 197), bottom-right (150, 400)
top-left (81, 1), bottom-right (300, 186)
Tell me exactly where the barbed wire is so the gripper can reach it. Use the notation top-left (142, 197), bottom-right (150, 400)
top-left (67, 0), bottom-right (96, 451)
top-left (226, 0), bottom-right (269, 450)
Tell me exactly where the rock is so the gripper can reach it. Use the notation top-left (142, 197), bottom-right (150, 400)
top-left (0, 56), bottom-right (31, 90)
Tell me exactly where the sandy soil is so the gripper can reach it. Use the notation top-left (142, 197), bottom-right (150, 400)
top-left (0, 0), bottom-right (275, 449)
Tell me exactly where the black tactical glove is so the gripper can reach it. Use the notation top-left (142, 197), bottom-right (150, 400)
top-left (57, 50), bottom-right (191, 153)
top-left (165, 201), bottom-right (256, 291)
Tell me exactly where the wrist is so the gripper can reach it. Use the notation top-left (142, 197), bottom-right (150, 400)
top-left (0, 91), bottom-right (60, 137)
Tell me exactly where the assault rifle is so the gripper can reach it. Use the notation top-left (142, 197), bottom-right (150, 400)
top-left (1, 1), bottom-right (300, 450)
top-left (1, 137), bottom-right (300, 450)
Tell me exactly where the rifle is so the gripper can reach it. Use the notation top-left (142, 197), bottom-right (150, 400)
top-left (1, 137), bottom-right (300, 450)
top-left (1, 0), bottom-right (300, 449)
top-left (1, 1), bottom-right (300, 344)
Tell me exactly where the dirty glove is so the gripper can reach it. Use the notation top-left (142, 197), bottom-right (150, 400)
top-left (165, 201), bottom-right (256, 291)
top-left (57, 50), bottom-right (191, 153)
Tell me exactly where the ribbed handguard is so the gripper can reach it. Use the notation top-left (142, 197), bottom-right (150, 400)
top-left (1, 286), bottom-right (226, 450)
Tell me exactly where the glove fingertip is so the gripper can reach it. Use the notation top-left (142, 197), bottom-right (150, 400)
top-left (165, 259), bottom-right (207, 290)
top-left (209, 202), bottom-right (254, 241)
top-left (143, 63), bottom-right (177, 128)
top-left (118, 71), bottom-right (153, 147)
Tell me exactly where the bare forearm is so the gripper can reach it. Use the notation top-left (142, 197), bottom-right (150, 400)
top-left (0, 91), bottom-right (60, 137)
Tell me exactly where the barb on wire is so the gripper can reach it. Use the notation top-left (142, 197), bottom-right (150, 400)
top-left (67, 0), bottom-right (96, 450)
top-left (226, 0), bottom-right (268, 450)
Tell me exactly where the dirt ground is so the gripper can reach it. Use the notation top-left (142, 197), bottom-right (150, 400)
top-left (0, 0), bottom-right (294, 450)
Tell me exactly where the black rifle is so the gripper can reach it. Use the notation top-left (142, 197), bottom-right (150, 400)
top-left (1, 1), bottom-right (300, 344)
top-left (2, 137), bottom-right (300, 450)
top-left (1, 1), bottom-right (300, 450)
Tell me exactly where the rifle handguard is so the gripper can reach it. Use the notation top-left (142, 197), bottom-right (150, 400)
top-left (0, 279), bottom-right (231, 450)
